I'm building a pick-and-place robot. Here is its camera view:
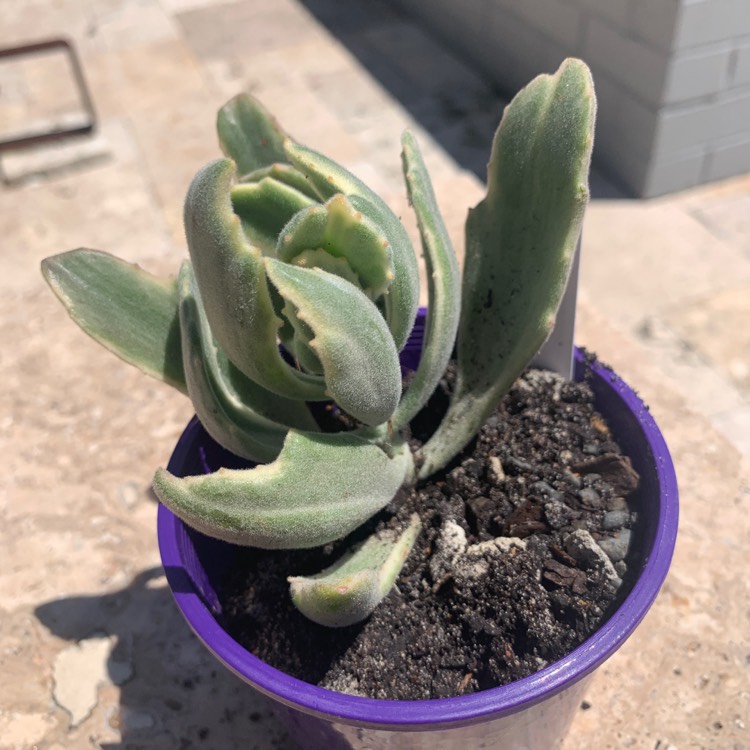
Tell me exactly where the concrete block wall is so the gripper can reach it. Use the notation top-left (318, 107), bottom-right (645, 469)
top-left (390, 0), bottom-right (750, 197)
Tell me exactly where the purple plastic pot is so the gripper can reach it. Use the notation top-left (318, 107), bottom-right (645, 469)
top-left (157, 320), bottom-right (678, 749)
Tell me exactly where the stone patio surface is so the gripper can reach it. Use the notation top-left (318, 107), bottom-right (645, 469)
top-left (1, 1), bottom-right (748, 748)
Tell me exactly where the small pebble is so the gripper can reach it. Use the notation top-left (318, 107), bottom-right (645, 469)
top-left (579, 487), bottom-right (602, 508)
top-left (602, 510), bottom-right (629, 530)
top-left (606, 496), bottom-right (628, 512)
top-left (562, 469), bottom-right (582, 488)
top-left (597, 529), bottom-right (631, 563)
top-left (559, 449), bottom-right (574, 465)
top-left (531, 480), bottom-right (556, 496)
top-left (488, 456), bottom-right (505, 483)
top-left (507, 456), bottom-right (534, 473)
top-left (462, 458), bottom-right (482, 478)
top-left (544, 500), bottom-right (576, 530)
top-left (565, 529), bottom-right (622, 592)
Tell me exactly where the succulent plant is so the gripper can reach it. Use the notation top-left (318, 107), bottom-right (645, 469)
top-left (42, 58), bottom-right (595, 627)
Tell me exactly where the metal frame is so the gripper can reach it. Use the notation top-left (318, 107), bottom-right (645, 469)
top-left (0, 38), bottom-right (96, 152)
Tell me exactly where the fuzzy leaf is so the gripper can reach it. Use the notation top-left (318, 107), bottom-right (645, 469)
top-left (277, 194), bottom-right (395, 299)
top-left (177, 263), bottom-right (314, 462)
top-left (41, 249), bottom-right (185, 392)
top-left (153, 431), bottom-right (413, 549)
top-left (217, 94), bottom-right (288, 177)
top-left (284, 140), bottom-right (419, 351)
top-left (231, 178), bottom-right (317, 255)
top-left (240, 163), bottom-right (324, 201)
top-left (392, 131), bottom-right (461, 430)
top-left (217, 349), bottom-right (320, 431)
top-left (289, 514), bottom-right (421, 627)
top-left (279, 297), bottom-right (325, 375)
top-left (420, 59), bottom-right (596, 478)
top-left (285, 249), bottom-right (360, 289)
top-left (265, 259), bottom-right (402, 426)
top-left (184, 158), bottom-right (326, 400)
top-left (292, 329), bottom-right (325, 375)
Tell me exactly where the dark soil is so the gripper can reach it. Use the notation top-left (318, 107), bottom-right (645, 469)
top-left (219, 366), bottom-right (641, 700)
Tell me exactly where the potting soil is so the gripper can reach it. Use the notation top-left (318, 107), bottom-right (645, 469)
top-left (220, 365), bottom-right (641, 700)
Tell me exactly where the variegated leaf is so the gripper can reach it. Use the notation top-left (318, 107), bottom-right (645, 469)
top-left (392, 131), bottom-right (461, 430)
top-left (153, 431), bottom-right (413, 548)
top-left (284, 140), bottom-right (420, 351)
top-left (265, 258), bottom-right (402, 426)
top-left (420, 59), bottom-right (595, 477)
top-left (289, 514), bottom-right (421, 627)
top-left (231, 177), bottom-right (317, 256)
top-left (184, 158), bottom-right (326, 400)
top-left (276, 194), bottom-right (394, 300)
top-left (177, 262), bottom-right (315, 462)
top-left (41, 249), bottom-right (185, 392)
top-left (217, 94), bottom-right (289, 177)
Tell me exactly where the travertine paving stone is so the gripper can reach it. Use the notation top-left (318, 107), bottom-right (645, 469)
top-left (1, 0), bottom-right (749, 748)
top-left (566, 304), bottom-right (750, 750)
top-left (665, 284), bottom-right (750, 399)
top-left (581, 201), bottom-right (750, 332)
top-left (690, 191), bottom-right (750, 260)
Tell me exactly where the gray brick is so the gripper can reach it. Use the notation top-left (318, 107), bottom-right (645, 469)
top-left (730, 41), bottom-right (750, 87)
top-left (573, 0), bottom-right (631, 29)
top-left (642, 148), bottom-right (706, 197)
top-left (655, 91), bottom-right (750, 156)
top-left (514, 0), bottom-right (584, 48)
top-left (613, 91), bottom-right (660, 159)
top-left (704, 134), bottom-right (750, 182)
top-left (588, 73), bottom-right (630, 156)
top-left (675, 0), bottom-right (750, 49)
top-left (405, 0), bottom-right (485, 66)
top-left (583, 16), bottom-right (670, 107)
top-left (392, 0), bottom-right (750, 197)
top-left (447, 0), bottom-right (488, 36)
top-left (590, 69), bottom-right (621, 125)
top-left (664, 44), bottom-right (733, 104)
top-left (631, 0), bottom-right (680, 52)
top-left (466, 28), bottom-right (516, 86)
top-left (487, 0), bottom-right (523, 12)
top-left (484, 6), bottom-right (549, 90)
top-left (594, 136), bottom-right (650, 195)
top-left (590, 74), bottom-right (668, 196)
top-left (389, 0), bottom-right (432, 14)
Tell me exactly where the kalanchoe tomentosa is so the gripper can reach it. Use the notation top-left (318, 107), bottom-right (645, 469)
top-left (41, 59), bottom-right (596, 627)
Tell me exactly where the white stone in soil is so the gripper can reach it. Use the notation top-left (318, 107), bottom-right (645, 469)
top-left (459, 537), bottom-right (528, 580)
top-left (429, 520), bottom-right (468, 583)
top-left (440, 520), bottom-right (468, 555)
top-left (564, 529), bottom-right (622, 591)
top-left (465, 537), bottom-right (527, 557)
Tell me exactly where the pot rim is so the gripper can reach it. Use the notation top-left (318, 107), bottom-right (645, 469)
top-left (157, 348), bottom-right (678, 729)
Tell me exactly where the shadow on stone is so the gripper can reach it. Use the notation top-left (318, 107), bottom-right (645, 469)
top-left (295, 0), bottom-right (628, 200)
top-left (297, 0), bottom-right (504, 179)
top-left (35, 566), bottom-right (295, 749)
